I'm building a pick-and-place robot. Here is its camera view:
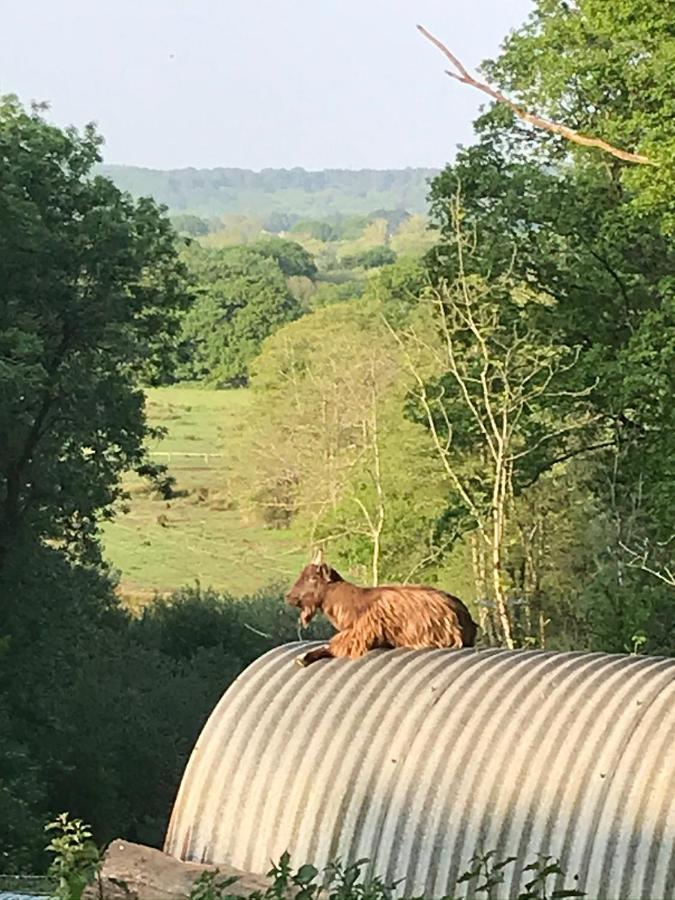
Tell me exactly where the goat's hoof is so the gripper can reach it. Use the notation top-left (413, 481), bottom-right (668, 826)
top-left (294, 655), bottom-right (308, 668)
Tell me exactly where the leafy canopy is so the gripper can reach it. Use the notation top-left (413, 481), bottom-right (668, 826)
top-left (0, 95), bottom-right (189, 566)
top-left (180, 243), bottom-right (303, 386)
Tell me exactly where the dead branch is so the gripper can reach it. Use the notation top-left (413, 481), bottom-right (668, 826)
top-left (417, 24), bottom-right (653, 166)
top-left (619, 539), bottom-right (675, 590)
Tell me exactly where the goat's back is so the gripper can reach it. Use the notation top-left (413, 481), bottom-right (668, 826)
top-left (357, 582), bottom-right (478, 649)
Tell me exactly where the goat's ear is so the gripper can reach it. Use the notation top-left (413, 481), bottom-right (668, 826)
top-left (318, 563), bottom-right (331, 581)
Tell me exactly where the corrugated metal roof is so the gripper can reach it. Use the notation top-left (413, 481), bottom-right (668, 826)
top-left (164, 645), bottom-right (675, 899)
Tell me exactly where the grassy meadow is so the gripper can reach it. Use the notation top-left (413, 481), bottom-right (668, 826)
top-left (101, 385), bottom-right (307, 608)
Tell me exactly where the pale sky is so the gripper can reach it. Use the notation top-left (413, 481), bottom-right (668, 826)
top-left (0, 0), bottom-right (533, 170)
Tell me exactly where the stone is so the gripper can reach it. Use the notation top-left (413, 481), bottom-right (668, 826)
top-left (83, 839), bottom-right (269, 900)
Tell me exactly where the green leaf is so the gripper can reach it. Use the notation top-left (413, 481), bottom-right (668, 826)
top-left (294, 864), bottom-right (319, 886)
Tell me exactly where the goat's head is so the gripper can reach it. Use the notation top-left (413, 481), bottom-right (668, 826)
top-left (286, 549), bottom-right (333, 627)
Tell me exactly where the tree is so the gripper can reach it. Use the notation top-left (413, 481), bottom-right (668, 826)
top-left (290, 219), bottom-right (338, 242)
top-left (180, 244), bottom-right (303, 386)
top-left (482, 0), bottom-right (675, 232)
top-left (390, 213), bottom-right (438, 257)
top-left (0, 538), bottom-right (331, 872)
top-left (310, 279), bottom-right (363, 309)
top-left (263, 211), bottom-right (298, 233)
top-left (250, 236), bottom-right (318, 278)
top-left (361, 256), bottom-right (428, 326)
top-left (0, 96), bottom-right (189, 571)
top-left (395, 203), bottom-right (598, 647)
top-left (170, 213), bottom-right (212, 237)
top-left (244, 301), bottom-right (445, 584)
top-left (341, 246), bottom-right (397, 270)
top-left (424, 0), bottom-right (675, 652)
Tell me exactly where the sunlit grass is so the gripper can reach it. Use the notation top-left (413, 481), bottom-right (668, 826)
top-left (101, 385), bottom-right (307, 609)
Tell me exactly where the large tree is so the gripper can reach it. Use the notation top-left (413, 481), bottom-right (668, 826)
top-left (424, 0), bottom-right (675, 652)
top-left (244, 300), bottom-right (448, 586)
top-left (0, 96), bottom-right (189, 571)
top-left (180, 243), bottom-right (303, 386)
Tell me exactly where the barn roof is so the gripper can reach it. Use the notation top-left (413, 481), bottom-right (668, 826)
top-left (164, 644), bottom-right (675, 899)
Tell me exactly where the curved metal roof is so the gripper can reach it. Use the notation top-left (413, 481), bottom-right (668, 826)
top-left (164, 645), bottom-right (675, 899)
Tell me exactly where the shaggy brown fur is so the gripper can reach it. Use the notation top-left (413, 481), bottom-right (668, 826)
top-left (286, 561), bottom-right (477, 667)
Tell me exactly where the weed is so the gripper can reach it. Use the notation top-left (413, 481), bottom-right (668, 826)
top-left (44, 813), bottom-right (101, 900)
top-left (186, 849), bottom-right (585, 900)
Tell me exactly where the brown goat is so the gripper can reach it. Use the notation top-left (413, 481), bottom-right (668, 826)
top-left (286, 554), bottom-right (477, 667)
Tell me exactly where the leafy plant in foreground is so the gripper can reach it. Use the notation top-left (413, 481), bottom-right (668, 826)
top-left (517, 855), bottom-right (586, 900)
top-left (187, 849), bottom-right (586, 900)
top-left (45, 813), bottom-right (101, 900)
top-left (456, 850), bottom-right (517, 898)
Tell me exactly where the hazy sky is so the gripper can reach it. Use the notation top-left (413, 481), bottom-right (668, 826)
top-left (1, 0), bottom-right (533, 171)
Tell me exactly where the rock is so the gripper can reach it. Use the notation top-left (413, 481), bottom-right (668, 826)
top-left (83, 839), bottom-right (269, 900)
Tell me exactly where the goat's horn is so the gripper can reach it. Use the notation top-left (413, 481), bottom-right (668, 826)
top-left (311, 547), bottom-right (325, 565)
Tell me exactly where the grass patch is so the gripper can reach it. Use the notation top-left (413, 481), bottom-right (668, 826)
top-left (101, 385), bottom-right (307, 609)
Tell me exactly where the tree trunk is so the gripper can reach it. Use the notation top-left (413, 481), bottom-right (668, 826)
top-left (492, 534), bottom-right (515, 649)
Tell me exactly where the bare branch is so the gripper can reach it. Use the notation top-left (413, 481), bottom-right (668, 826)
top-left (619, 539), bottom-right (675, 590)
top-left (417, 24), bottom-right (654, 166)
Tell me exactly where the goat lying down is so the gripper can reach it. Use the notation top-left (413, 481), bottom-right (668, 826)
top-left (286, 553), bottom-right (477, 667)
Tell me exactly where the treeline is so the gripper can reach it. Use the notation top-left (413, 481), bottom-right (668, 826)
top-left (98, 164), bottom-right (438, 219)
top-left (170, 207), bottom-right (416, 239)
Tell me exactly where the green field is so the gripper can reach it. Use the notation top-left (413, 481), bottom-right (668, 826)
top-left (101, 385), bottom-right (307, 607)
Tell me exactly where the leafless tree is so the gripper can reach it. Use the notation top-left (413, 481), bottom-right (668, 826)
top-left (387, 196), bottom-right (600, 647)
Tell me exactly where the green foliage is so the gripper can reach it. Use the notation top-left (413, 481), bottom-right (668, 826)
top-left (484, 0), bottom-right (675, 233)
top-left (188, 850), bottom-right (584, 900)
top-left (188, 853), bottom-right (400, 900)
top-left (98, 166), bottom-right (437, 220)
top-left (517, 855), bottom-right (586, 900)
top-left (199, 214), bottom-right (268, 248)
top-left (333, 215), bottom-right (371, 241)
top-left (171, 213), bottom-right (215, 237)
top-left (421, 0), bottom-right (675, 651)
top-left (457, 851), bottom-right (584, 900)
top-left (250, 237), bottom-right (318, 278)
top-left (190, 869), bottom-right (241, 900)
top-left (310, 279), bottom-right (364, 308)
top-left (457, 850), bottom-right (517, 899)
top-left (246, 301), bottom-right (450, 585)
top-left (180, 244), bottom-right (303, 385)
top-left (291, 219), bottom-right (339, 242)
top-left (361, 257), bottom-right (428, 327)
top-left (390, 215), bottom-right (437, 258)
top-left (341, 246), bottom-right (397, 270)
top-left (0, 697), bottom-right (46, 874)
top-left (263, 211), bottom-right (299, 234)
top-left (45, 813), bottom-right (101, 900)
top-left (0, 537), bottom-right (327, 873)
top-left (0, 94), bottom-right (189, 568)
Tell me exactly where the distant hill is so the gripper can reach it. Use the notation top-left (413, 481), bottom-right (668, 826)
top-left (97, 165), bottom-right (439, 220)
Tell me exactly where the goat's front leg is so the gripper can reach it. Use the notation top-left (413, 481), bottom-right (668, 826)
top-left (295, 644), bottom-right (334, 668)
top-left (295, 617), bottom-right (384, 667)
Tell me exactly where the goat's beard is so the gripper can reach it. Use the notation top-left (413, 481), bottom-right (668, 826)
top-left (300, 607), bottom-right (316, 628)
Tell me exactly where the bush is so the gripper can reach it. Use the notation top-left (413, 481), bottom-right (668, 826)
top-left (0, 543), bottom-right (328, 874)
top-left (341, 247), bottom-right (397, 270)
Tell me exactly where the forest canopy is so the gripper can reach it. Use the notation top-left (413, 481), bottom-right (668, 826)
top-left (98, 164), bottom-right (438, 219)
